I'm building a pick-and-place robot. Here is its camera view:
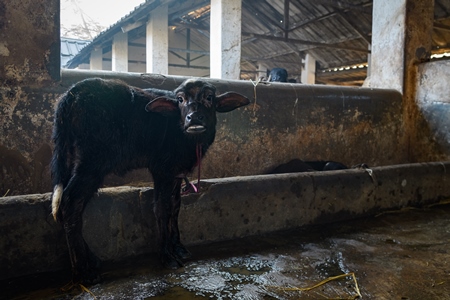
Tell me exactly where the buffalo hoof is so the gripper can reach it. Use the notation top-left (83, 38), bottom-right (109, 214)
top-left (174, 244), bottom-right (191, 260)
top-left (73, 251), bottom-right (102, 285)
top-left (161, 252), bottom-right (183, 270)
top-left (72, 267), bottom-right (102, 286)
top-left (79, 271), bottom-right (102, 286)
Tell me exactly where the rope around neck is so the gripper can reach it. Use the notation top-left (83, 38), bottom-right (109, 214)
top-left (180, 143), bottom-right (202, 195)
top-left (196, 143), bottom-right (202, 192)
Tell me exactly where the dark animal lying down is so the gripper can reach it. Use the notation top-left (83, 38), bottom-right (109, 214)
top-left (268, 67), bottom-right (288, 82)
top-left (265, 159), bottom-right (349, 174)
top-left (50, 78), bottom-right (249, 284)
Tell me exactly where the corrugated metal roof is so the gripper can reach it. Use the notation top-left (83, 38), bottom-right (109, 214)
top-left (66, 0), bottom-right (450, 86)
top-left (61, 37), bottom-right (91, 68)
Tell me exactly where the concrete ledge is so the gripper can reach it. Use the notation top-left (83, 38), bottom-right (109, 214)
top-left (1, 162), bottom-right (450, 280)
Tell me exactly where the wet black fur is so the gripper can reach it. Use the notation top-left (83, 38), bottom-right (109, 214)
top-left (51, 78), bottom-right (249, 284)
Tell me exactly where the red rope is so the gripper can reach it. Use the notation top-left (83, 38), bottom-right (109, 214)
top-left (196, 143), bottom-right (202, 192)
top-left (180, 144), bottom-right (202, 195)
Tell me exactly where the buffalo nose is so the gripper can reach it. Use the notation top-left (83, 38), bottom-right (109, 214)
top-left (186, 112), bottom-right (204, 122)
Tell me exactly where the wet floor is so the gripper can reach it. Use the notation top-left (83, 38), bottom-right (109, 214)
top-left (3, 202), bottom-right (450, 299)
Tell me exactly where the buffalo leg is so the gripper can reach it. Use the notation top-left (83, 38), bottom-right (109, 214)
top-left (59, 167), bottom-right (103, 284)
top-left (169, 178), bottom-right (191, 260)
top-left (153, 176), bottom-right (182, 269)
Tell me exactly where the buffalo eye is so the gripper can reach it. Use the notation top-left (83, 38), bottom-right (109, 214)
top-left (176, 96), bottom-right (183, 103)
top-left (206, 94), bottom-right (213, 102)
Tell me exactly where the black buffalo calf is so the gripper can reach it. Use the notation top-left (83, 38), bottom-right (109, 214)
top-left (50, 78), bottom-right (249, 284)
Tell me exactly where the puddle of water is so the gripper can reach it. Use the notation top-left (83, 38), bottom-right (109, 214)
top-left (161, 255), bottom-right (293, 299)
top-left (51, 253), bottom-right (358, 300)
top-left (148, 286), bottom-right (199, 300)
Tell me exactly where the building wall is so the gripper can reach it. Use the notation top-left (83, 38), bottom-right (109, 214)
top-left (0, 0), bottom-right (60, 196)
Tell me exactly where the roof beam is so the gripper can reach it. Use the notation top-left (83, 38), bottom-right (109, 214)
top-left (169, 0), bottom-right (209, 21)
top-left (242, 32), bottom-right (369, 53)
top-left (315, 0), bottom-right (373, 14)
top-left (288, 0), bottom-right (372, 33)
top-left (242, 1), bottom-right (284, 32)
top-left (434, 0), bottom-right (450, 20)
top-left (169, 50), bottom-right (187, 62)
top-left (169, 64), bottom-right (209, 70)
top-left (284, 0), bottom-right (290, 39)
top-left (172, 21), bottom-right (369, 54)
top-left (288, 11), bottom-right (336, 32)
top-left (172, 20), bottom-right (369, 54)
top-left (336, 10), bottom-right (371, 45)
top-left (171, 22), bottom-right (207, 30)
top-left (434, 22), bottom-right (450, 32)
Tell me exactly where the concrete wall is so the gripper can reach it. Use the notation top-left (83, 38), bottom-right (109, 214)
top-left (0, 0), bottom-right (60, 196)
top-left (1, 68), bottom-right (406, 196)
top-left (1, 0), bottom-right (449, 197)
top-left (416, 60), bottom-right (450, 157)
top-left (2, 162), bottom-right (450, 280)
top-left (366, 0), bottom-right (449, 163)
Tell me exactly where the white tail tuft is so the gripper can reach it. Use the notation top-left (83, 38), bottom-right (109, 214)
top-left (51, 184), bottom-right (63, 221)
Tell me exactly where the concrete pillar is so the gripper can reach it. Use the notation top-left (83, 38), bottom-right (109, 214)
top-left (402, 0), bottom-right (434, 162)
top-left (366, 44), bottom-right (371, 78)
top-left (112, 31), bottom-right (128, 72)
top-left (90, 48), bottom-right (103, 70)
top-left (367, 0), bottom-right (433, 91)
top-left (366, 0), bottom-right (434, 162)
top-left (146, 4), bottom-right (169, 74)
top-left (301, 53), bottom-right (316, 84)
top-left (364, 0), bottom-right (406, 91)
top-left (257, 62), bottom-right (268, 81)
top-left (210, 0), bottom-right (242, 79)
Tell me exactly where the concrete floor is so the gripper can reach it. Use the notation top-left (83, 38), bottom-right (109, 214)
top-left (3, 202), bottom-right (450, 300)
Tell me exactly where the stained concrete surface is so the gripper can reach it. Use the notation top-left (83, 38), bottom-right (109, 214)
top-left (3, 202), bottom-right (450, 300)
top-left (3, 162), bottom-right (450, 281)
top-left (2, 68), bottom-right (406, 197)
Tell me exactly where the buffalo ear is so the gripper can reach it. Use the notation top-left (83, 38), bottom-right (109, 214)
top-left (215, 92), bottom-right (250, 113)
top-left (145, 97), bottom-right (179, 116)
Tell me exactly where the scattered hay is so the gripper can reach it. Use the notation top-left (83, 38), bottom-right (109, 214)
top-left (60, 281), bottom-right (97, 299)
top-left (80, 284), bottom-right (97, 299)
top-left (268, 272), bottom-right (362, 299)
top-left (375, 198), bottom-right (450, 217)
